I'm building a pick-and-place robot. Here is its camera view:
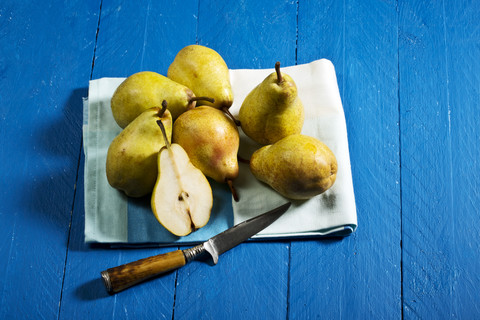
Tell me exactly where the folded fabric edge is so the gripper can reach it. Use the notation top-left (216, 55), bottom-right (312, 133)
top-left (85, 223), bottom-right (357, 248)
top-left (252, 224), bottom-right (357, 239)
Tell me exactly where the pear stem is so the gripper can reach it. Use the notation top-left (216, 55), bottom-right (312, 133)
top-left (275, 61), bottom-right (283, 83)
top-left (227, 179), bottom-right (239, 202)
top-left (156, 101), bottom-right (171, 152)
top-left (189, 96), bottom-right (215, 104)
top-left (221, 106), bottom-right (241, 126)
top-left (237, 155), bottom-right (250, 165)
top-left (158, 100), bottom-right (168, 117)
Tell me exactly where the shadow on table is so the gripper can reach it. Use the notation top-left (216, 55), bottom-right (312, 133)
top-left (76, 278), bottom-right (110, 300)
top-left (21, 88), bottom-right (87, 236)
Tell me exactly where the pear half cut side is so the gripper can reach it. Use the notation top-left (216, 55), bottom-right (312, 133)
top-left (151, 144), bottom-right (213, 237)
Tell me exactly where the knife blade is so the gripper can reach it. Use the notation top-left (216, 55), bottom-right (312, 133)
top-left (100, 202), bottom-right (291, 294)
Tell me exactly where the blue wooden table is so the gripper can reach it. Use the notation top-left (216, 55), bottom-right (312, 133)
top-left (1, 1), bottom-right (479, 319)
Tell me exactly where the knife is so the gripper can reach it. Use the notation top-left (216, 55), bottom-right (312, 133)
top-left (100, 202), bottom-right (291, 294)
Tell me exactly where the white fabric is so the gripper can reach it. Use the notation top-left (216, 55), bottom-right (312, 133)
top-left (229, 59), bottom-right (357, 236)
top-left (83, 59), bottom-right (357, 244)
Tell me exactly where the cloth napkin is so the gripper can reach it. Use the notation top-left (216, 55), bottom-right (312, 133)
top-left (83, 59), bottom-right (357, 244)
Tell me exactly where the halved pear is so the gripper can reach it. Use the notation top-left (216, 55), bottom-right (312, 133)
top-left (151, 116), bottom-right (213, 236)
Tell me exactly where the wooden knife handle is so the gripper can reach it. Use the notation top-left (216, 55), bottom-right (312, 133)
top-left (100, 250), bottom-right (186, 294)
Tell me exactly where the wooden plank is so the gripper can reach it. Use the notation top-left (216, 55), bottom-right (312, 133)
top-left (196, 0), bottom-right (296, 69)
top-left (444, 0), bottom-right (480, 316)
top-left (171, 0), bottom-right (297, 318)
top-left (60, 156), bottom-right (179, 319)
top-left (0, 1), bottom-right (98, 318)
top-left (58, 1), bottom-right (198, 318)
top-left (91, 0), bottom-right (198, 77)
top-left (290, 0), bottom-right (401, 318)
top-left (399, 1), bottom-right (453, 318)
top-left (400, 1), bottom-right (480, 317)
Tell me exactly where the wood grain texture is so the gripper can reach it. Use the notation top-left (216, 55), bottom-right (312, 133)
top-left (175, 243), bottom-right (290, 319)
top-left (1, 0), bottom-right (479, 318)
top-left (0, 1), bottom-right (98, 318)
top-left (399, 1), bottom-right (453, 318)
top-left (92, 0), bottom-right (199, 77)
top-left (400, 0), bottom-right (480, 318)
top-left (102, 250), bottom-right (186, 294)
top-left (171, 1), bottom-right (297, 319)
top-left (58, 1), bottom-right (198, 319)
top-left (290, 0), bottom-right (401, 318)
top-left (59, 155), bottom-right (179, 319)
top-left (444, 0), bottom-right (480, 317)
top-left (196, 0), bottom-right (297, 70)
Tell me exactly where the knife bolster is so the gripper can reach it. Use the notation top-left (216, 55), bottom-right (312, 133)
top-left (183, 244), bottom-right (206, 263)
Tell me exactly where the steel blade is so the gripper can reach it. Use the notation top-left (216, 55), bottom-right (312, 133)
top-left (203, 202), bottom-right (291, 264)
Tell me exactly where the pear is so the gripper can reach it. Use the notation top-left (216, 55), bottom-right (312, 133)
top-left (167, 45), bottom-right (234, 112)
top-left (106, 103), bottom-right (172, 197)
top-left (111, 71), bottom-right (213, 128)
top-left (250, 134), bottom-right (337, 200)
top-left (238, 62), bottom-right (304, 145)
top-left (151, 118), bottom-right (213, 237)
top-left (173, 106), bottom-right (240, 201)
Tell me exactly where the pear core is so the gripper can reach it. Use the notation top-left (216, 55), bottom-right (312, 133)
top-left (151, 144), bottom-right (213, 236)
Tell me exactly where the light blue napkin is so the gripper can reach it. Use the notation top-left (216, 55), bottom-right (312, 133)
top-left (83, 59), bottom-right (357, 245)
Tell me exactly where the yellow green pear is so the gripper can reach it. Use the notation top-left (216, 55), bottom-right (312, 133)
top-left (239, 62), bottom-right (304, 145)
top-left (250, 134), bottom-right (337, 200)
top-left (151, 119), bottom-right (212, 237)
top-left (111, 71), bottom-right (212, 128)
top-left (173, 106), bottom-right (240, 201)
top-left (168, 45), bottom-right (233, 111)
top-left (106, 104), bottom-right (172, 197)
